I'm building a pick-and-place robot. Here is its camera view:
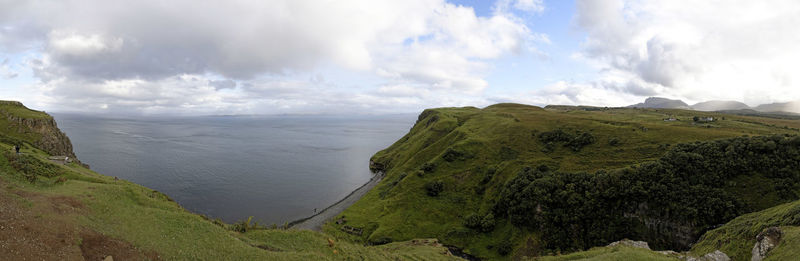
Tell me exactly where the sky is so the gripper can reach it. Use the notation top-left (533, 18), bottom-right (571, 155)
top-left (1, 0), bottom-right (799, 115)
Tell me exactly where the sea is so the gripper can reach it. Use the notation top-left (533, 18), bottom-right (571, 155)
top-left (53, 113), bottom-right (416, 225)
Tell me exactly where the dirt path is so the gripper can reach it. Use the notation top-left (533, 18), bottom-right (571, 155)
top-left (290, 172), bottom-right (384, 231)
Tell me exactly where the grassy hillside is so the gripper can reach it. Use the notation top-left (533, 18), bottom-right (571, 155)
top-left (0, 101), bottom-right (460, 260)
top-left (692, 199), bottom-right (800, 260)
top-left (329, 103), bottom-right (800, 260)
top-left (0, 101), bottom-right (51, 145)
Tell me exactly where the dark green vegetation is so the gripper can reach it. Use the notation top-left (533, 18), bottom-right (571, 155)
top-left (330, 103), bottom-right (800, 260)
top-left (496, 135), bottom-right (800, 251)
top-left (545, 197), bottom-right (800, 261)
top-left (0, 101), bottom-right (459, 260)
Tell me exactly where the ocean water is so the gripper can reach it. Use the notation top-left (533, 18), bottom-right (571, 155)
top-left (53, 113), bottom-right (415, 225)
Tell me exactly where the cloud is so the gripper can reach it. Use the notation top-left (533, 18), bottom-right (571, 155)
top-left (495, 0), bottom-right (545, 14)
top-left (569, 0), bottom-right (800, 105)
top-left (0, 0), bottom-right (542, 114)
top-left (1, 58), bottom-right (19, 79)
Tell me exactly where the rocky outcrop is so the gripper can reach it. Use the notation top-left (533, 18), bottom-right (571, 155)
top-left (607, 239), bottom-right (651, 250)
top-left (606, 239), bottom-right (731, 261)
top-left (0, 101), bottom-right (77, 159)
top-left (692, 250), bottom-right (731, 261)
top-left (368, 160), bottom-right (385, 173)
top-left (751, 227), bottom-right (782, 261)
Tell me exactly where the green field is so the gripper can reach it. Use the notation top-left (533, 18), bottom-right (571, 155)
top-left (330, 103), bottom-right (800, 259)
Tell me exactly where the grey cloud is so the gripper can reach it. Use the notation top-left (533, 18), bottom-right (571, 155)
top-left (210, 79), bottom-right (236, 90)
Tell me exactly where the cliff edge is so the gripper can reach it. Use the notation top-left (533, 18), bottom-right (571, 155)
top-left (0, 101), bottom-right (76, 158)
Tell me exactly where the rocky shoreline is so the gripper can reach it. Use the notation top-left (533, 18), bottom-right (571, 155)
top-left (289, 170), bottom-right (385, 231)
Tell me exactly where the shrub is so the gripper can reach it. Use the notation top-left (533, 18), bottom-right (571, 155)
top-left (537, 129), bottom-right (595, 152)
top-left (479, 213), bottom-right (495, 232)
top-left (425, 181), bottom-right (444, 197)
top-left (442, 148), bottom-right (466, 162)
top-left (566, 132), bottom-right (596, 151)
top-left (420, 162), bottom-right (436, 173)
top-left (497, 240), bottom-right (512, 256)
top-left (499, 146), bottom-right (518, 160)
top-left (463, 213), bottom-right (481, 229)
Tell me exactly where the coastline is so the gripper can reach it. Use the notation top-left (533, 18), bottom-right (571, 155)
top-left (288, 171), bottom-right (385, 231)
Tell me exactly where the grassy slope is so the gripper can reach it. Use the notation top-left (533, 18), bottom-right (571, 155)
top-left (0, 101), bottom-right (50, 146)
top-left (691, 199), bottom-right (800, 261)
top-left (528, 245), bottom-right (679, 261)
top-left (330, 103), bottom-right (800, 259)
top-left (0, 102), bottom-right (460, 260)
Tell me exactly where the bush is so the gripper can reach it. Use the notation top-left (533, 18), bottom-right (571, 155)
top-left (479, 213), bottom-right (495, 232)
top-left (497, 240), bottom-right (513, 256)
top-left (420, 162), bottom-right (436, 173)
top-left (442, 148), bottom-right (466, 162)
top-left (231, 216), bottom-right (253, 233)
top-left (608, 137), bottom-right (620, 146)
top-left (425, 181), bottom-right (444, 197)
top-left (566, 132), bottom-right (596, 151)
top-left (537, 129), bottom-right (595, 152)
top-left (480, 166), bottom-right (497, 185)
top-left (499, 146), bottom-right (518, 160)
top-left (463, 213), bottom-right (481, 229)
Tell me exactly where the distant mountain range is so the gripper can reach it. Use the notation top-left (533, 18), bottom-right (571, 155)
top-left (628, 97), bottom-right (800, 114)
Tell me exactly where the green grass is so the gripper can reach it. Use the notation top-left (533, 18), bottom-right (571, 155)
top-left (529, 245), bottom-right (679, 261)
top-left (332, 103), bottom-right (800, 259)
top-left (0, 100), bottom-right (51, 119)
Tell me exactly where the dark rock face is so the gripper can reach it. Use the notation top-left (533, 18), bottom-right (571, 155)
top-left (368, 160), bottom-right (385, 173)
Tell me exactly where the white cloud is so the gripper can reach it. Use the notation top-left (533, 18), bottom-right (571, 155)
top-left (495, 0), bottom-right (545, 14)
top-left (569, 0), bottom-right (800, 106)
top-left (0, 0), bottom-right (542, 114)
top-left (0, 58), bottom-right (18, 79)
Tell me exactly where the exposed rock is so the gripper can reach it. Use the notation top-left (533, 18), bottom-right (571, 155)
top-left (681, 250), bottom-right (731, 261)
top-left (368, 160), bottom-right (385, 173)
top-left (751, 227), bottom-right (782, 261)
top-left (607, 239), bottom-right (651, 250)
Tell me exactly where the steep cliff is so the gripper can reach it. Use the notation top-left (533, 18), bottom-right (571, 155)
top-left (0, 101), bottom-right (76, 158)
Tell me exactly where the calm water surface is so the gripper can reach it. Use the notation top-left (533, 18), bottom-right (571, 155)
top-left (53, 114), bottom-right (415, 224)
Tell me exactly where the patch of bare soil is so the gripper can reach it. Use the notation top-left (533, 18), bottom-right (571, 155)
top-left (0, 179), bottom-right (159, 261)
top-left (79, 231), bottom-right (160, 261)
